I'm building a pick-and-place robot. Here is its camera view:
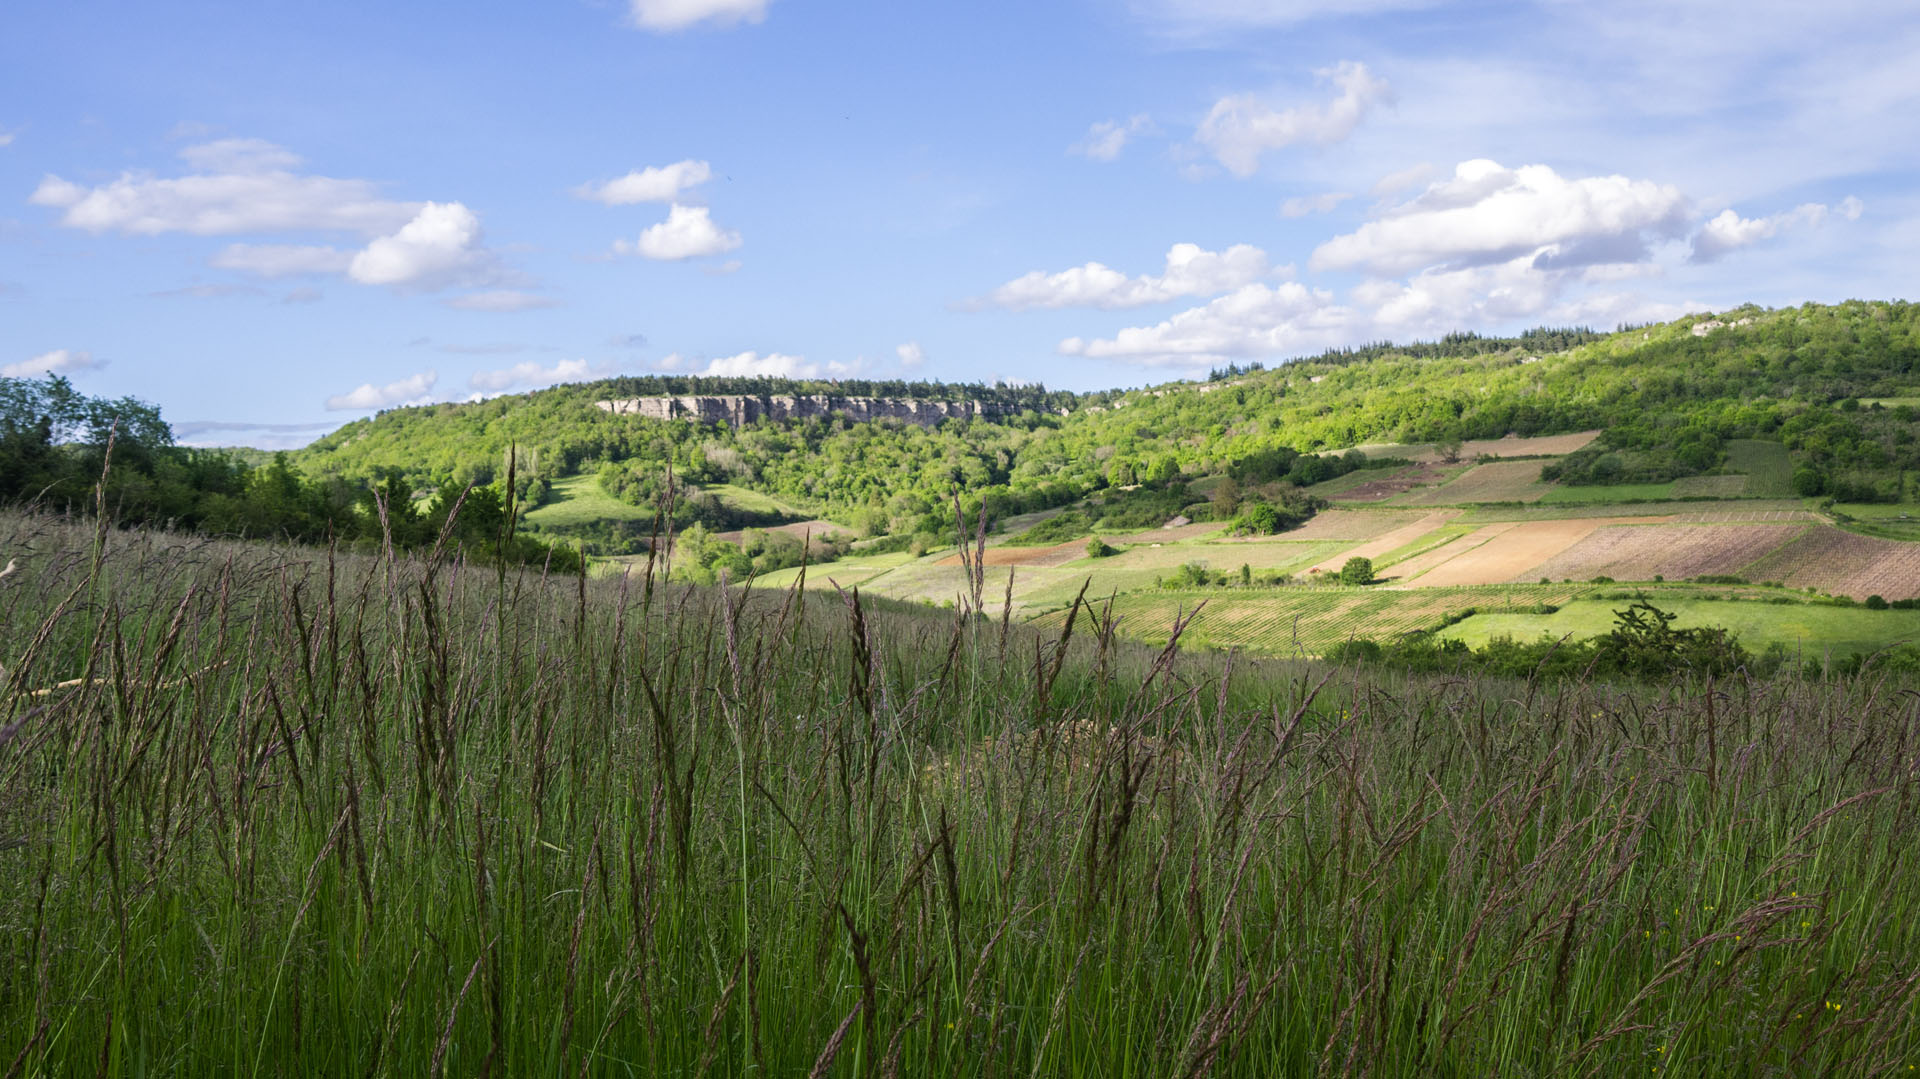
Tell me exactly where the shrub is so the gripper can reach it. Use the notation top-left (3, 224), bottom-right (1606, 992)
top-left (1866, 594), bottom-right (1889, 610)
top-left (1086, 537), bottom-right (1117, 558)
top-left (1340, 556), bottom-right (1375, 586)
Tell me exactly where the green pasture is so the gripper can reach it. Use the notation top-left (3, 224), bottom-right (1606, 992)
top-left (1440, 596), bottom-right (1920, 657)
top-left (1537, 481), bottom-right (1677, 504)
top-left (521, 472), bottom-right (654, 528)
top-left (1727, 439), bottom-right (1794, 496)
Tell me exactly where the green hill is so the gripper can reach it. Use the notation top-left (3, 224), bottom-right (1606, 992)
top-left (293, 300), bottom-right (1920, 543)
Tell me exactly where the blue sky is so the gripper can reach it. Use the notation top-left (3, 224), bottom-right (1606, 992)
top-left (3, 0), bottom-right (1916, 447)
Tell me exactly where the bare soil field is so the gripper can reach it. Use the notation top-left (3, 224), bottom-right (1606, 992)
top-left (1671, 507), bottom-right (1822, 524)
top-left (1518, 524), bottom-right (1810, 584)
top-left (1408, 517), bottom-right (1672, 587)
top-left (1383, 524), bottom-right (1516, 582)
top-left (1113, 521), bottom-right (1227, 544)
top-left (1737, 526), bottom-right (1920, 600)
top-left (1249, 508), bottom-right (1436, 542)
top-left (1324, 464), bottom-right (1451, 502)
top-left (1307, 512), bottom-right (1455, 574)
top-left (713, 519), bottom-right (850, 546)
top-left (1392, 460), bottom-right (1554, 505)
top-left (1354, 430), bottom-right (1599, 462)
top-left (1459, 430), bottom-right (1600, 458)
top-left (934, 539), bottom-right (1087, 568)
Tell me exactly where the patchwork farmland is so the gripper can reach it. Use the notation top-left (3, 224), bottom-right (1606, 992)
top-left (645, 430), bottom-right (1920, 658)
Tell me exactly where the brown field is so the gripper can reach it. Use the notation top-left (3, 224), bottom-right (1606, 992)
top-left (1382, 524), bottom-right (1514, 582)
top-left (713, 519), bottom-right (851, 546)
top-left (1407, 516), bottom-right (1671, 587)
top-left (1737, 526), bottom-right (1920, 600)
top-left (1518, 524), bottom-right (1809, 584)
top-left (1113, 521), bottom-right (1227, 544)
top-left (1460, 430), bottom-right (1600, 458)
top-left (1392, 459), bottom-right (1554, 505)
top-left (1353, 430), bottom-right (1599, 462)
top-left (1325, 464), bottom-right (1451, 502)
top-left (1245, 508), bottom-right (1435, 542)
top-left (1306, 512), bottom-right (1454, 574)
top-left (1670, 507), bottom-right (1822, 524)
top-left (933, 539), bottom-right (1087, 568)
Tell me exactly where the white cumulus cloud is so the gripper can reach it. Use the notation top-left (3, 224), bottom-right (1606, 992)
top-left (628, 0), bottom-right (768, 31)
top-left (1690, 197), bottom-right (1863, 263)
top-left (895, 341), bottom-right (926, 369)
top-left (1311, 159), bottom-right (1690, 276)
top-left (469, 359), bottom-right (612, 393)
top-left (668, 351), bottom-right (848, 378)
top-left (1197, 62), bottom-right (1391, 178)
top-left (1058, 282), bottom-right (1354, 366)
top-left (4, 349), bottom-right (106, 378)
top-left (574, 160), bottom-right (713, 205)
top-left (324, 371), bottom-right (438, 411)
top-left (1072, 115), bottom-right (1155, 162)
top-left (349, 202), bottom-right (494, 288)
top-left (617, 204), bottom-right (742, 260)
top-left (977, 242), bottom-right (1271, 310)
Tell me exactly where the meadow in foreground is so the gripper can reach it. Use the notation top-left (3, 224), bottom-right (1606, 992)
top-left (1, 509), bottom-right (1917, 1076)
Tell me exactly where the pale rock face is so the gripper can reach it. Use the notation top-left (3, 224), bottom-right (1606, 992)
top-left (593, 395), bottom-right (1008, 427)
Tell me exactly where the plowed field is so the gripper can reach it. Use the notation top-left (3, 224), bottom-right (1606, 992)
top-left (1737, 526), bottom-right (1920, 599)
top-left (1406, 517), bottom-right (1673, 586)
top-left (1307, 512), bottom-right (1454, 573)
top-left (1520, 524), bottom-right (1809, 583)
top-left (1392, 460), bottom-right (1554, 505)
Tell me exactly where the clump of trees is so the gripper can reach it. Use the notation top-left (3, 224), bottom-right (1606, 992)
top-left (0, 375), bottom-right (581, 572)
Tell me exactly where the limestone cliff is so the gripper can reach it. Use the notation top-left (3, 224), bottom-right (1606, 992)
top-left (594, 395), bottom-right (1009, 427)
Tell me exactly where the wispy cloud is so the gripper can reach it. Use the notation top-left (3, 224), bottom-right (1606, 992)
top-left (4, 348), bottom-right (106, 378)
top-left (1197, 61), bottom-right (1391, 177)
top-left (627, 0), bottom-right (769, 32)
top-left (1072, 115), bottom-right (1155, 162)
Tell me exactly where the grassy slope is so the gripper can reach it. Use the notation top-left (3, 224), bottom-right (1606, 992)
top-left (521, 472), bottom-right (655, 528)
top-left (1728, 439), bottom-right (1795, 496)
top-left (1440, 596), bottom-right (1920, 656)
top-left (6, 513), bottom-right (1920, 1076)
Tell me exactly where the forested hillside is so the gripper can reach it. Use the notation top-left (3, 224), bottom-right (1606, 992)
top-left (290, 300), bottom-right (1920, 535)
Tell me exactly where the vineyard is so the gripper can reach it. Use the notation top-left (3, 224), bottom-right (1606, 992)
top-left (1521, 523), bottom-right (1812, 584)
top-left (1391, 459), bottom-right (1555, 504)
top-left (1026, 584), bottom-right (1592, 656)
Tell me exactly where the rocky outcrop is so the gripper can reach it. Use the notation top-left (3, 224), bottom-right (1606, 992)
top-left (594, 395), bottom-right (1009, 427)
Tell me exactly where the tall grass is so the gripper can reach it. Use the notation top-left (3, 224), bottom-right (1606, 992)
top-left (1, 508), bottom-right (1918, 1076)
